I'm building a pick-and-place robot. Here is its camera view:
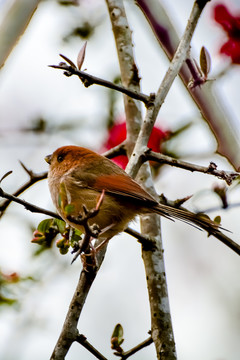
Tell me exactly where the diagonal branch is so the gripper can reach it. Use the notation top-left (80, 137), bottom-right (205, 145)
top-left (135, 0), bottom-right (240, 169)
top-left (50, 241), bottom-right (107, 360)
top-left (118, 336), bottom-right (153, 360)
top-left (76, 334), bottom-right (108, 360)
top-left (0, 145), bottom-right (125, 218)
top-left (126, 0), bottom-right (209, 179)
top-left (0, 165), bottom-right (47, 217)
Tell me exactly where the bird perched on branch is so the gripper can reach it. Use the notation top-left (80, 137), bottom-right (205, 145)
top-left (45, 145), bottom-right (220, 245)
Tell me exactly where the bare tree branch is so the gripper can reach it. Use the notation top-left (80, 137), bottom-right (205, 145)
top-left (122, 2), bottom-right (212, 359)
top-left (144, 150), bottom-right (240, 185)
top-left (0, 165), bottom-right (47, 217)
top-left (116, 336), bottom-right (153, 360)
top-left (0, 187), bottom-right (60, 220)
top-left (0, 145), bottom-right (125, 217)
top-left (126, 0), bottom-right (209, 179)
top-left (76, 334), bottom-right (108, 360)
top-left (50, 242), bottom-right (107, 360)
top-left (102, 141), bottom-right (127, 159)
top-left (49, 60), bottom-right (150, 106)
top-left (124, 227), bottom-right (156, 249)
top-left (1, 184), bottom-right (240, 257)
top-left (135, 0), bottom-right (240, 169)
top-left (105, 0), bottom-right (177, 359)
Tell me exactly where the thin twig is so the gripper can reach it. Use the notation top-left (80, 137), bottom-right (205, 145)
top-left (1, 181), bottom-right (240, 256)
top-left (49, 62), bottom-right (150, 105)
top-left (124, 227), bottom-right (156, 250)
top-left (0, 166), bottom-right (47, 217)
top-left (76, 334), bottom-right (108, 360)
top-left (0, 187), bottom-right (61, 219)
top-left (145, 150), bottom-right (240, 185)
top-left (0, 144), bottom-right (127, 217)
top-left (102, 141), bottom-right (127, 159)
top-left (69, 190), bottom-right (106, 263)
top-left (115, 336), bottom-right (153, 359)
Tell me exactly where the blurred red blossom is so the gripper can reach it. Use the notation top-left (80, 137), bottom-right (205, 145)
top-left (103, 121), bottom-right (169, 169)
top-left (213, 4), bottom-right (240, 64)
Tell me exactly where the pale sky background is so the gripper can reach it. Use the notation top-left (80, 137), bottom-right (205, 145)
top-left (0, 0), bottom-right (240, 359)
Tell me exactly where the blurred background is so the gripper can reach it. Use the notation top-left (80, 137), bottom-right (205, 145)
top-left (0, 0), bottom-right (240, 359)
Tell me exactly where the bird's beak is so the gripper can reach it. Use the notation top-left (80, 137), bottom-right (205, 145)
top-left (45, 154), bottom-right (52, 165)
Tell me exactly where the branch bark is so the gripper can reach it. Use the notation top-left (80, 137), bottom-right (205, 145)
top-left (105, 1), bottom-right (177, 359)
top-left (144, 150), bottom-right (239, 185)
top-left (49, 62), bottom-right (150, 105)
top-left (126, 0), bottom-right (209, 179)
top-left (124, 2), bottom-right (210, 359)
top-left (135, 0), bottom-right (240, 169)
top-left (50, 243), bottom-right (107, 359)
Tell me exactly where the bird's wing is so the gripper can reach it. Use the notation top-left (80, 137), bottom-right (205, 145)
top-left (69, 169), bottom-right (158, 205)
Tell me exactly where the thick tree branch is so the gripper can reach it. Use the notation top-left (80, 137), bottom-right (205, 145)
top-left (105, 0), bottom-right (177, 359)
top-left (122, 2), bottom-right (211, 359)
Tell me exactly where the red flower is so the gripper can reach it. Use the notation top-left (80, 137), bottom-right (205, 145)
top-left (103, 121), bottom-right (169, 169)
top-left (213, 4), bottom-right (240, 64)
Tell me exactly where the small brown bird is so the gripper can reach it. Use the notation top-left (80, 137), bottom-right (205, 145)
top-left (45, 145), bottom-right (219, 243)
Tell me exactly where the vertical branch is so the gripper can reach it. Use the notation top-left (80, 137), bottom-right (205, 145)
top-left (137, 4), bottom-right (210, 357)
top-left (105, 1), bottom-right (177, 359)
top-left (105, 0), bottom-right (142, 152)
top-left (51, 243), bottom-right (107, 360)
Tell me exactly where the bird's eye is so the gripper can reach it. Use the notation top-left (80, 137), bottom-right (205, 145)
top-left (57, 155), bottom-right (64, 163)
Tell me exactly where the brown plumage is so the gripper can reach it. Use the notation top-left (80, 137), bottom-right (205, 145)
top-left (45, 145), bottom-right (219, 241)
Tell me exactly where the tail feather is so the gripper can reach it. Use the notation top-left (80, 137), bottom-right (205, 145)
top-left (153, 203), bottom-right (220, 233)
top-left (149, 204), bottom-right (240, 257)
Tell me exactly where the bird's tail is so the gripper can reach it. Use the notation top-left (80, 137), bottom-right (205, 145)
top-left (150, 203), bottom-right (240, 257)
top-left (152, 202), bottom-right (220, 233)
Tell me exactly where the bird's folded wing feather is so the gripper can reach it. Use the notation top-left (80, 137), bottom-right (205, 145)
top-left (69, 170), bottom-right (158, 205)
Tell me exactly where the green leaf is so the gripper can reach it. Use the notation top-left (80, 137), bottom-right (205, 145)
top-left (70, 228), bottom-right (82, 244)
top-left (54, 219), bottom-right (66, 234)
top-left (37, 219), bottom-right (54, 234)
